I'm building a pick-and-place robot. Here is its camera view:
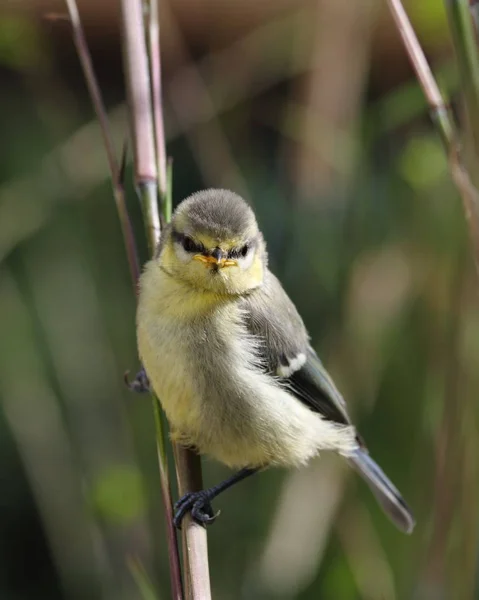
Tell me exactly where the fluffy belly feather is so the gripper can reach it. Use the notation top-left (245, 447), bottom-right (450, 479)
top-left (137, 321), bottom-right (201, 435)
top-left (138, 313), bottom-right (271, 467)
top-left (137, 268), bottom-right (355, 469)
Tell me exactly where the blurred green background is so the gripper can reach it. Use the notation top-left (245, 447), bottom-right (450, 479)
top-left (1, 0), bottom-right (478, 598)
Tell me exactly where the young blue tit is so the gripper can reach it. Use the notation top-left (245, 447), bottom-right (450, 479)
top-left (136, 189), bottom-right (415, 533)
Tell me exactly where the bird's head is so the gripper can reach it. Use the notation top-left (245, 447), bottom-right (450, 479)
top-left (157, 189), bottom-right (267, 295)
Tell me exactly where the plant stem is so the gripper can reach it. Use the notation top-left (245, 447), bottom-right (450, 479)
top-left (119, 1), bottom-right (184, 598)
top-left (165, 158), bottom-right (173, 223)
top-left (65, 0), bottom-right (212, 594)
top-left (64, 0), bottom-right (180, 592)
top-left (147, 0), bottom-right (168, 203)
top-left (471, 1), bottom-right (479, 34)
top-left (120, 0), bottom-right (156, 183)
top-left (144, 2), bottom-right (211, 597)
top-left (121, 1), bottom-right (212, 598)
top-left (445, 0), bottom-right (479, 155)
top-left (387, 0), bottom-right (479, 277)
top-left (139, 179), bottom-right (162, 257)
top-left (128, 557), bottom-right (160, 600)
top-left (387, 0), bottom-right (455, 149)
top-left (64, 0), bottom-right (140, 287)
top-left (173, 445), bottom-right (212, 600)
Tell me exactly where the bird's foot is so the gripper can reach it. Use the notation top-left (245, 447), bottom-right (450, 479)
top-left (173, 490), bottom-right (220, 529)
top-left (124, 367), bottom-right (150, 393)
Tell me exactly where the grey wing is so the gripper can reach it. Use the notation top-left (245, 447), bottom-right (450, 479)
top-left (240, 270), bottom-right (352, 427)
top-left (241, 272), bottom-right (416, 533)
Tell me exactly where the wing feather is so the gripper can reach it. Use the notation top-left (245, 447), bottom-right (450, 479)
top-left (240, 270), bottom-right (415, 532)
top-left (240, 270), bottom-right (352, 426)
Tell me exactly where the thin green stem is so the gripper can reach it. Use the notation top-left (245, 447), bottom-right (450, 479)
top-left (471, 1), bottom-right (479, 34)
top-left (445, 0), bottom-right (479, 154)
top-left (151, 393), bottom-right (179, 588)
top-left (165, 158), bottom-right (173, 223)
top-left (138, 180), bottom-right (162, 256)
top-left (128, 557), bottom-right (161, 600)
top-left (136, 178), bottom-right (183, 600)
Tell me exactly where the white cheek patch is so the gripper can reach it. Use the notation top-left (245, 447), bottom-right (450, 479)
top-left (277, 353), bottom-right (307, 377)
top-left (237, 248), bottom-right (255, 270)
top-left (174, 243), bottom-right (193, 264)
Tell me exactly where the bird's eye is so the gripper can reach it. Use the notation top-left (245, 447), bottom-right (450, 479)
top-left (227, 243), bottom-right (251, 259)
top-left (182, 236), bottom-right (198, 253)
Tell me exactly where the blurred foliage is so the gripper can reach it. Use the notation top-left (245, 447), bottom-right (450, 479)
top-left (0, 16), bottom-right (44, 70)
top-left (89, 466), bottom-right (146, 524)
top-left (409, 0), bottom-right (448, 44)
top-left (0, 1), bottom-right (478, 600)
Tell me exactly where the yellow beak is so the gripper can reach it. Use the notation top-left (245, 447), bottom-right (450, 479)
top-left (193, 254), bottom-right (237, 268)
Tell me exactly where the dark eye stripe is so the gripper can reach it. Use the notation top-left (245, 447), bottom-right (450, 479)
top-left (228, 248), bottom-right (242, 259)
top-left (172, 229), bottom-right (204, 253)
top-left (228, 241), bottom-right (253, 259)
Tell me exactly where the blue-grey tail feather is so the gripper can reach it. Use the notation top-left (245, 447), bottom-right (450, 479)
top-left (348, 449), bottom-right (415, 534)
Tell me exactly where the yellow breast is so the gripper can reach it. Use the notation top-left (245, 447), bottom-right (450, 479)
top-left (136, 260), bottom-right (222, 439)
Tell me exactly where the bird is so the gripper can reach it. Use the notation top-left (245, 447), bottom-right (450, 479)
top-left (136, 188), bottom-right (415, 533)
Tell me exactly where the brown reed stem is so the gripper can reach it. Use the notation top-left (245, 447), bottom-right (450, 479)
top-left (145, 2), bottom-right (211, 597)
top-left (118, 1), bottom-right (184, 597)
top-left (147, 0), bottom-right (168, 204)
top-left (64, 0), bottom-right (140, 287)
top-left (387, 0), bottom-right (479, 277)
top-left (62, 0), bottom-right (183, 596)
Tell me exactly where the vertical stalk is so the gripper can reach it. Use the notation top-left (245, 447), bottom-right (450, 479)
top-left (118, 2), bottom-right (184, 598)
top-left (174, 446), bottom-right (212, 600)
top-left (387, 0), bottom-right (479, 277)
top-left (386, 0), bottom-right (455, 149)
top-left (145, 2), bottom-right (211, 597)
top-left (64, 0), bottom-right (140, 286)
top-left (147, 0), bottom-right (168, 202)
top-left (445, 0), bottom-right (479, 155)
top-left (119, 0), bottom-right (161, 249)
top-left (387, 0), bottom-right (479, 594)
top-left (120, 1), bottom-right (211, 598)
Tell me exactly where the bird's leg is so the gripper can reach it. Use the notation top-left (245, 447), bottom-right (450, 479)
top-left (174, 467), bottom-right (258, 528)
top-left (124, 367), bottom-right (151, 393)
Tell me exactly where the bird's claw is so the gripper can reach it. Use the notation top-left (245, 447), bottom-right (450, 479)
top-left (173, 491), bottom-right (220, 529)
top-left (124, 367), bottom-right (150, 393)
